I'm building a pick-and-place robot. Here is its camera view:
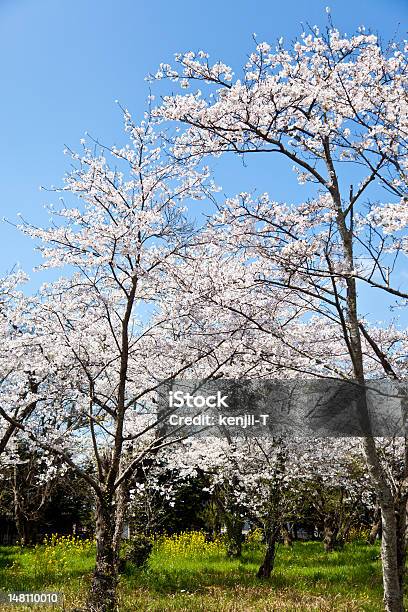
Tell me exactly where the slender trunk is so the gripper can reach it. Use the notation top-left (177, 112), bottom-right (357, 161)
top-left (88, 494), bottom-right (118, 612)
top-left (369, 506), bottom-right (382, 544)
top-left (330, 179), bottom-right (404, 611)
top-left (225, 514), bottom-right (243, 558)
top-left (88, 281), bottom-right (137, 610)
top-left (257, 443), bottom-right (285, 578)
top-left (257, 531), bottom-right (277, 579)
top-left (13, 466), bottom-right (26, 546)
top-left (213, 515), bottom-right (222, 539)
top-left (14, 511), bottom-right (25, 546)
top-left (23, 521), bottom-right (34, 546)
top-left (369, 519), bottom-right (382, 544)
top-left (282, 524), bottom-right (293, 547)
top-left (112, 482), bottom-right (129, 563)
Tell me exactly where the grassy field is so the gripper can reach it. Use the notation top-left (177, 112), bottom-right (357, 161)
top-left (0, 533), bottom-right (385, 611)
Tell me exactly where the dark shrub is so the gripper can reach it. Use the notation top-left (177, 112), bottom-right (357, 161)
top-left (122, 533), bottom-right (153, 568)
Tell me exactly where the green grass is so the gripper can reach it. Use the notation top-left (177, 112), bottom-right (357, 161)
top-left (0, 538), bottom-right (385, 611)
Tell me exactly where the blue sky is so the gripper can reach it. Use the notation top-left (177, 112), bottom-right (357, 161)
top-left (0, 0), bottom-right (407, 320)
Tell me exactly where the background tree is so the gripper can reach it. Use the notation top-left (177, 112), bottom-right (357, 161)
top-left (0, 272), bottom-right (46, 460)
top-left (0, 444), bottom-right (94, 545)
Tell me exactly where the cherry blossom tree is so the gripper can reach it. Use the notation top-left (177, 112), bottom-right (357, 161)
top-left (16, 112), bottom-right (249, 612)
top-left (153, 24), bottom-right (408, 611)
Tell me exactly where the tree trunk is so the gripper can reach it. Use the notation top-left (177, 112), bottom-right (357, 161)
top-left (14, 511), bottom-right (26, 546)
top-left (13, 466), bottom-right (26, 546)
top-left (88, 494), bottom-right (118, 612)
top-left (396, 498), bottom-right (406, 607)
top-left (363, 437), bottom-right (404, 612)
top-left (112, 482), bottom-right (129, 563)
top-left (13, 500), bottom-right (33, 546)
top-left (282, 524), bottom-right (293, 547)
top-left (323, 525), bottom-right (336, 553)
top-left (225, 514), bottom-right (243, 558)
top-left (369, 506), bottom-right (382, 544)
top-left (369, 519), bottom-right (382, 544)
top-left (212, 515), bottom-right (222, 539)
top-left (380, 502), bottom-right (404, 612)
top-left (323, 518), bottom-right (344, 553)
top-left (257, 531), bottom-right (277, 579)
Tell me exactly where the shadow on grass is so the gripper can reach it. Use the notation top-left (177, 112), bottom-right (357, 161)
top-left (0, 546), bottom-right (20, 570)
